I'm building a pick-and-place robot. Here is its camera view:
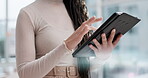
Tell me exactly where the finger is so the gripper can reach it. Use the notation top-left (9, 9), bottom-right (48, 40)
top-left (78, 25), bottom-right (91, 37)
top-left (108, 29), bottom-right (116, 43)
top-left (79, 25), bottom-right (97, 36)
top-left (76, 17), bottom-right (100, 38)
top-left (91, 17), bottom-right (103, 24)
top-left (86, 16), bottom-right (96, 26)
top-left (78, 21), bottom-right (87, 31)
top-left (102, 33), bottom-right (108, 47)
top-left (78, 17), bottom-right (102, 32)
top-left (92, 39), bottom-right (101, 48)
top-left (89, 45), bottom-right (98, 52)
top-left (75, 22), bottom-right (88, 35)
top-left (89, 26), bottom-right (97, 31)
top-left (86, 17), bottom-right (102, 26)
top-left (113, 34), bottom-right (122, 46)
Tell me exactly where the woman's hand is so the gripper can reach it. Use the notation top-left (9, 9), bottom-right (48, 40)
top-left (89, 29), bottom-right (122, 60)
top-left (65, 16), bottom-right (102, 51)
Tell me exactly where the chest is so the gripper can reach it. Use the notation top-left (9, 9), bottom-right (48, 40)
top-left (33, 3), bottom-right (75, 55)
top-left (37, 3), bottom-right (73, 30)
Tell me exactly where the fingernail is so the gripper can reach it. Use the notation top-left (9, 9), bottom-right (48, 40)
top-left (89, 45), bottom-right (92, 47)
top-left (96, 18), bottom-right (102, 21)
top-left (93, 16), bottom-right (96, 19)
top-left (113, 29), bottom-right (116, 32)
top-left (102, 33), bottom-right (106, 36)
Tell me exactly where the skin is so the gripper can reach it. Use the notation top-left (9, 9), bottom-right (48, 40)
top-left (65, 16), bottom-right (122, 57)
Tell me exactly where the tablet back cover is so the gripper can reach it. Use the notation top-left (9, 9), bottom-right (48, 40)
top-left (72, 12), bottom-right (141, 57)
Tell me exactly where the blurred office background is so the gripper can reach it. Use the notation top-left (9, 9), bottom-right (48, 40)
top-left (0, 0), bottom-right (148, 78)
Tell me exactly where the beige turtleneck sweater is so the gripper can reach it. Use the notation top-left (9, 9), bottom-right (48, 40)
top-left (16, 0), bottom-right (107, 78)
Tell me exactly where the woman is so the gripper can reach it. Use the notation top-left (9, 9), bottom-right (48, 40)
top-left (16, 0), bottom-right (122, 78)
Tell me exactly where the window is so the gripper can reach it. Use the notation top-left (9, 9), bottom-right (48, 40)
top-left (0, 0), bottom-right (35, 78)
top-left (102, 0), bottom-right (148, 78)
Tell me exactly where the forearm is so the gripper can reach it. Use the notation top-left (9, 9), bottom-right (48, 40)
top-left (16, 42), bottom-right (71, 78)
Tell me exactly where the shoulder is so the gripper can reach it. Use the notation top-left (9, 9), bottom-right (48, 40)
top-left (18, 1), bottom-right (41, 28)
top-left (20, 1), bottom-right (39, 17)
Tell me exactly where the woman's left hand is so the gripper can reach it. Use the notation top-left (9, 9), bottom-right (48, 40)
top-left (89, 29), bottom-right (122, 60)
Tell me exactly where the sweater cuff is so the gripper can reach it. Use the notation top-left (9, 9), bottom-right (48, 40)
top-left (63, 40), bottom-right (74, 54)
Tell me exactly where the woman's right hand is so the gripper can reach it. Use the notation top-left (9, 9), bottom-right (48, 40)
top-left (65, 16), bottom-right (102, 51)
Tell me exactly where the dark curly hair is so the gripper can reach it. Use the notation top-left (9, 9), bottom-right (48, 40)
top-left (63, 0), bottom-right (91, 78)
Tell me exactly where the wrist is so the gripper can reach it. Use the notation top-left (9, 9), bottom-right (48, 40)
top-left (64, 40), bottom-right (73, 51)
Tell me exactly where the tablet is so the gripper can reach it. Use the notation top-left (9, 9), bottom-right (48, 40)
top-left (72, 12), bottom-right (141, 57)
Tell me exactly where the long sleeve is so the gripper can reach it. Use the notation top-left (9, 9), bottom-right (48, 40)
top-left (16, 9), bottom-right (71, 78)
